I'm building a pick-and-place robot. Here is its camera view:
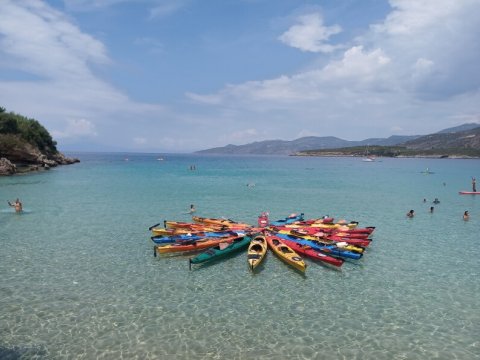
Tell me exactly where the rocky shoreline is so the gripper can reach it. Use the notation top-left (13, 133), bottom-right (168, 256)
top-left (292, 153), bottom-right (480, 159)
top-left (0, 153), bottom-right (79, 176)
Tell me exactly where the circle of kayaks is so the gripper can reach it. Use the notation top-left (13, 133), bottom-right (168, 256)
top-left (149, 213), bottom-right (376, 273)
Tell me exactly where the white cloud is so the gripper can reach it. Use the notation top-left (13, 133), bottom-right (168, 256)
top-left (373, 0), bottom-right (460, 35)
top-left (321, 46), bottom-right (391, 82)
top-left (0, 0), bottom-right (166, 146)
top-left (230, 128), bottom-right (258, 141)
top-left (188, 46), bottom-right (391, 105)
top-left (2, 1), bottom-right (480, 151)
top-left (149, 1), bottom-right (187, 19)
top-left (133, 137), bottom-right (148, 145)
top-left (0, 0), bottom-right (109, 82)
top-left (51, 118), bottom-right (98, 139)
top-left (279, 13), bottom-right (342, 53)
top-left (187, 1), bottom-right (480, 142)
top-left (185, 92), bottom-right (223, 105)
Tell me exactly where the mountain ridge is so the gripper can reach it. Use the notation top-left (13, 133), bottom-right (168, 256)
top-left (196, 123), bottom-right (480, 155)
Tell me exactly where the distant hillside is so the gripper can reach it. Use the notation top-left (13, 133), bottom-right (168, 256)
top-left (435, 123), bottom-right (480, 134)
top-left (295, 126), bottom-right (480, 158)
top-left (403, 126), bottom-right (480, 150)
top-left (196, 134), bottom-right (419, 155)
top-left (196, 123), bottom-right (480, 155)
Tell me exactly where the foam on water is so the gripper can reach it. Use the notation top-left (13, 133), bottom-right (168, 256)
top-left (0, 153), bottom-right (479, 359)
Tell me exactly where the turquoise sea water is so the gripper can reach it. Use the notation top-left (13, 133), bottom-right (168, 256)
top-left (1, 153), bottom-right (479, 359)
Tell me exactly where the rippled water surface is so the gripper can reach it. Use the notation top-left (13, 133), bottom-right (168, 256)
top-left (1, 153), bottom-right (479, 359)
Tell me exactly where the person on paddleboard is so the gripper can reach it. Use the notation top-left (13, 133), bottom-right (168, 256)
top-left (7, 198), bottom-right (23, 213)
top-left (472, 177), bottom-right (476, 192)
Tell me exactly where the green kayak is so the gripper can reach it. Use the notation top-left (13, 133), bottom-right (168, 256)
top-left (189, 235), bottom-right (252, 269)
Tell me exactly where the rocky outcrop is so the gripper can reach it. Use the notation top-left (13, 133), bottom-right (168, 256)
top-left (0, 157), bottom-right (16, 175)
top-left (0, 134), bottom-right (79, 175)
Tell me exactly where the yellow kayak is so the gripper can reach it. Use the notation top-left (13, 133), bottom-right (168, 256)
top-left (265, 234), bottom-right (306, 273)
top-left (247, 234), bottom-right (268, 271)
top-left (192, 216), bottom-right (251, 229)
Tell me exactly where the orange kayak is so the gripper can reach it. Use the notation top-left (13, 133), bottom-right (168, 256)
top-left (154, 235), bottom-right (237, 255)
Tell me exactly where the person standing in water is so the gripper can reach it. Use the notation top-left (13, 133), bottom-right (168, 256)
top-left (188, 204), bottom-right (196, 214)
top-left (463, 211), bottom-right (469, 221)
top-left (406, 209), bottom-right (414, 218)
top-left (8, 198), bottom-right (23, 213)
top-left (472, 177), bottom-right (476, 192)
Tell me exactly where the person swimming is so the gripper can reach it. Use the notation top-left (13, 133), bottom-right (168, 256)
top-left (406, 209), bottom-right (414, 218)
top-left (7, 198), bottom-right (23, 213)
top-left (463, 211), bottom-right (469, 221)
top-left (433, 198), bottom-right (440, 204)
top-left (188, 204), bottom-right (196, 214)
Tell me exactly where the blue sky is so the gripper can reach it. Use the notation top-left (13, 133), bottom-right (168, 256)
top-left (1, 0), bottom-right (479, 152)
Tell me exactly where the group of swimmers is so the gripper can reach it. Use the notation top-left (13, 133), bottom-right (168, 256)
top-left (408, 197), bottom-right (470, 221)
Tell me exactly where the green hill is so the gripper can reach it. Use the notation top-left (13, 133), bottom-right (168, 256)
top-left (0, 107), bottom-right (79, 175)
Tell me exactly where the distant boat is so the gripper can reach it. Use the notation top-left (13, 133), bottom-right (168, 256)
top-left (362, 146), bottom-right (376, 162)
top-left (157, 157), bottom-right (164, 161)
top-left (421, 168), bottom-right (434, 174)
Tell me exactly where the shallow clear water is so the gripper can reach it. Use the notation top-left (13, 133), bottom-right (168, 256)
top-left (0, 153), bottom-right (479, 359)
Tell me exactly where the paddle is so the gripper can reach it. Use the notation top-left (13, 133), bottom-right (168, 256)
top-left (148, 223), bottom-right (160, 231)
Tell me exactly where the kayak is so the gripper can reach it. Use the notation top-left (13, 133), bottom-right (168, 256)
top-left (278, 224), bottom-right (375, 237)
top-left (279, 239), bottom-right (344, 268)
top-left (274, 233), bottom-right (363, 260)
top-left (189, 235), bottom-right (252, 268)
top-left (151, 230), bottom-right (244, 244)
top-left (163, 220), bottom-right (219, 232)
top-left (286, 218), bottom-right (359, 229)
top-left (279, 228), bottom-right (371, 247)
top-left (265, 233), bottom-right (306, 273)
top-left (151, 233), bottom-right (202, 244)
top-left (459, 191), bottom-right (480, 195)
top-left (269, 213), bottom-right (304, 226)
top-left (153, 235), bottom-right (238, 255)
top-left (247, 234), bottom-right (268, 271)
top-left (192, 216), bottom-right (252, 229)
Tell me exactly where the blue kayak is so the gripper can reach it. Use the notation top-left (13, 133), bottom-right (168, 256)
top-left (269, 213), bottom-right (304, 226)
top-left (151, 230), bottom-right (246, 244)
top-left (274, 233), bottom-right (362, 260)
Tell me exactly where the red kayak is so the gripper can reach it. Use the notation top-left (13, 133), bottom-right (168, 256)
top-left (280, 239), bottom-right (344, 267)
top-left (272, 225), bottom-right (374, 237)
top-left (325, 235), bottom-right (371, 247)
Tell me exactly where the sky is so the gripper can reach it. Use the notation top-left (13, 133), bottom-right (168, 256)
top-left (0, 0), bottom-right (479, 153)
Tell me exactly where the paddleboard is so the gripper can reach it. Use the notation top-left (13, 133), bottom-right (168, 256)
top-left (459, 191), bottom-right (480, 195)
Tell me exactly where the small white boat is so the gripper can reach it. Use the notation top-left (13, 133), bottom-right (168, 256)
top-left (362, 146), bottom-right (375, 162)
